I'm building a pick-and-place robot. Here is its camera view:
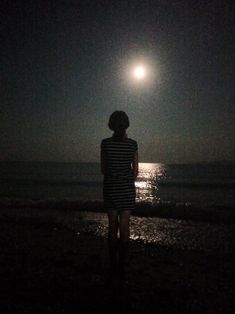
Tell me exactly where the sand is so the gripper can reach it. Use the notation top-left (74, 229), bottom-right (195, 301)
top-left (0, 211), bottom-right (234, 314)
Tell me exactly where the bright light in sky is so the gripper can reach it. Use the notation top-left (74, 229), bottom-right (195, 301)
top-left (121, 55), bottom-right (159, 89)
top-left (133, 65), bottom-right (146, 79)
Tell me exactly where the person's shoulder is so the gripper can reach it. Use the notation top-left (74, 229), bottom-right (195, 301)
top-left (126, 138), bottom-right (138, 150)
top-left (101, 137), bottom-right (112, 145)
top-left (126, 138), bottom-right (138, 145)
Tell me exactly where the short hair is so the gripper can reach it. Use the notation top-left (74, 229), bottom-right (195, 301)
top-left (108, 111), bottom-right (130, 131)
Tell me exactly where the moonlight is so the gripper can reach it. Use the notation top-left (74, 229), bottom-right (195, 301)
top-left (133, 65), bottom-right (146, 80)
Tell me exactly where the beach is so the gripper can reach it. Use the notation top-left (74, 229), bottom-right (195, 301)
top-left (2, 0), bottom-right (235, 312)
top-left (0, 207), bottom-right (234, 314)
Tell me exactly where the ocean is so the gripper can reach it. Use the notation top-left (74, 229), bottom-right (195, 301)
top-left (1, 161), bottom-right (235, 247)
top-left (0, 161), bottom-right (234, 208)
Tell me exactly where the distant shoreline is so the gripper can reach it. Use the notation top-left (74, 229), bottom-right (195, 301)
top-left (1, 160), bottom-right (235, 165)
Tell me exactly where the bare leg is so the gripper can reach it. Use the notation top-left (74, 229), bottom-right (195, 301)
top-left (107, 210), bottom-right (119, 272)
top-left (119, 210), bottom-right (131, 242)
top-left (119, 210), bottom-right (131, 275)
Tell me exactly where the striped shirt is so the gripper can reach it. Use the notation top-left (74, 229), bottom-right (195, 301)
top-left (101, 136), bottom-right (138, 211)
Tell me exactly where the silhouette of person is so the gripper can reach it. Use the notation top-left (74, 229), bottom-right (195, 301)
top-left (101, 111), bottom-right (138, 278)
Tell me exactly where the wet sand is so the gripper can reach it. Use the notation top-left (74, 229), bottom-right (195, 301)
top-left (0, 210), bottom-right (234, 314)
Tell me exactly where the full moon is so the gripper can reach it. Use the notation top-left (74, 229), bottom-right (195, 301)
top-left (123, 58), bottom-right (157, 87)
top-left (133, 66), bottom-right (146, 79)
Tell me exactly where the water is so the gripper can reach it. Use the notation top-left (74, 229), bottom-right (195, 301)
top-left (1, 161), bottom-right (234, 248)
top-left (136, 163), bottom-right (235, 207)
top-left (0, 161), bottom-right (234, 208)
top-left (1, 207), bottom-right (235, 252)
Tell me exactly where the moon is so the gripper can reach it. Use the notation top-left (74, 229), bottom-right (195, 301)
top-left (122, 57), bottom-right (158, 88)
top-left (133, 65), bottom-right (146, 80)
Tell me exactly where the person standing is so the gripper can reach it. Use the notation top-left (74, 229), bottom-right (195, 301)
top-left (101, 111), bottom-right (138, 278)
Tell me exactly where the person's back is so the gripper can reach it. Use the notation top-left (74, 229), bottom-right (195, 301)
top-left (101, 136), bottom-right (137, 179)
top-left (101, 111), bottom-right (138, 279)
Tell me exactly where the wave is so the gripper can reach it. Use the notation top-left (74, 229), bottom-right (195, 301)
top-left (0, 197), bottom-right (234, 224)
top-left (1, 178), bottom-right (235, 189)
top-left (0, 178), bottom-right (103, 187)
top-left (157, 181), bottom-right (235, 189)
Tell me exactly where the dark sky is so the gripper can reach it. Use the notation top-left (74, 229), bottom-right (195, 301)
top-left (1, 0), bottom-right (234, 163)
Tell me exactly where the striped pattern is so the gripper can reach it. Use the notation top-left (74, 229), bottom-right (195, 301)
top-left (101, 137), bottom-right (138, 211)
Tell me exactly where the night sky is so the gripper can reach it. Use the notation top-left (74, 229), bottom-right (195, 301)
top-left (1, 0), bottom-right (234, 163)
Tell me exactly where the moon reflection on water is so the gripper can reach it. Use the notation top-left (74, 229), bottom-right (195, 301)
top-left (135, 163), bottom-right (167, 202)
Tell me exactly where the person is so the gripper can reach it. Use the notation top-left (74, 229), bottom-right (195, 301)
top-left (100, 111), bottom-right (138, 278)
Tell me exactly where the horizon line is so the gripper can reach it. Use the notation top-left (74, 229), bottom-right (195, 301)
top-left (0, 159), bottom-right (235, 165)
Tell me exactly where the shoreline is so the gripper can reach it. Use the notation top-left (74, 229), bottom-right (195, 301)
top-left (0, 212), bottom-right (234, 314)
top-left (1, 205), bottom-right (235, 252)
top-left (1, 197), bottom-right (235, 224)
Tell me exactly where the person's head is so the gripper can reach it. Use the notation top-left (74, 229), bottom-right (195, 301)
top-left (108, 111), bottom-right (130, 137)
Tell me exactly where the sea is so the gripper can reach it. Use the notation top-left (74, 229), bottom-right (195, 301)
top-left (0, 161), bottom-right (234, 208)
top-left (1, 161), bottom-right (235, 250)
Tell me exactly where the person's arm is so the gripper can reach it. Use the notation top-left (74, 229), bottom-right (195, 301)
top-left (100, 142), bottom-right (105, 175)
top-left (133, 150), bottom-right (138, 180)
